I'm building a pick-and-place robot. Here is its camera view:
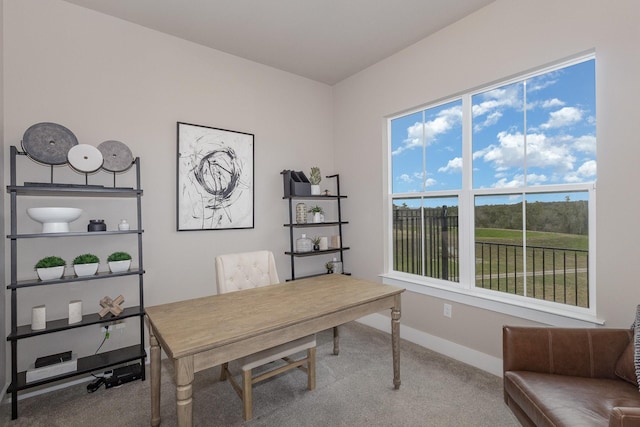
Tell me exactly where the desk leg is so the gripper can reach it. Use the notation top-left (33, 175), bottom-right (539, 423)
top-left (175, 356), bottom-right (195, 427)
top-left (333, 326), bottom-right (340, 355)
top-left (150, 327), bottom-right (161, 427)
top-left (391, 294), bottom-right (401, 390)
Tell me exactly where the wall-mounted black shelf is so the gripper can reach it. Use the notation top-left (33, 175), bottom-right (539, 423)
top-left (283, 174), bottom-right (348, 280)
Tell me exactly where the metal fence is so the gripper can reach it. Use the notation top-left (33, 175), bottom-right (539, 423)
top-left (392, 207), bottom-right (589, 307)
top-left (393, 207), bottom-right (459, 281)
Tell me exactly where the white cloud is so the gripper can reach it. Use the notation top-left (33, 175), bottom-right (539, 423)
top-left (541, 98), bottom-right (565, 108)
top-left (540, 106), bottom-right (583, 129)
top-left (425, 178), bottom-right (437, 188)
top-left (393, 105), bottom-right (462, 156)
top-left (492, 173), bottom-right (548, 188)
top-left (564, 160), bottom-right (597, 183)
top-left (573, 135), bottom-right (596, 154)
top-left (474, 131), bottom-right (576, 176)
top-left (398, 173), bottom-right (412, 183)
top-left (438, 157), bottom-right (462, 173)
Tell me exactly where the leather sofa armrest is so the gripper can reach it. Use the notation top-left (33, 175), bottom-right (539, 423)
top-left (503, 326), bottom-right (631, 378)
top-left (610, 407), bottom-right (640, 427)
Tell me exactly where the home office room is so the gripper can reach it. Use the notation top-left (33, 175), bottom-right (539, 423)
top-left (1, 1), bottom-right (639, 426)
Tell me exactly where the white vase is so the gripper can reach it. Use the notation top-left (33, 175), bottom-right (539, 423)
top-left (74, 263), bottom-right (99, 277)
top-left (311, 184), bottom-right (321, 195)
top-left (108, 260), bottom-right (131, 273)
top-left (36, 266), bottom-right (65, 281)
top-left (312, 212), bottom-right (324, 223)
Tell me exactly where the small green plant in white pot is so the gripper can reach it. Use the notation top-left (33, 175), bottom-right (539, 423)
top-left (107, 251), bottom-right (132, 273)
top-left (308, 205), bottom-right (324, 223)
top-left (35, 256), bottom-right (66, 281)
top-left (309, 166), bottom-right (322, 195)
top-left (72, 253), bottom-right (100, 277)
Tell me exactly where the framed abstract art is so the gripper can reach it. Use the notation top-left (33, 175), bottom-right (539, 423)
top-left (177, 122), bottom-right (254, 231)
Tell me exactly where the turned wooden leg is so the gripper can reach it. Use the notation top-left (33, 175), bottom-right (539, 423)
top-left (333, 326), bottom-right (340, 355)
top-left (242, 369), bottom-right (253, 421)
top-left (391, 294), bottom-right (401, 390)
top-left (150, 327), bottom-right (161, 427)
top-left (175, 356), bottom-right (195, 427)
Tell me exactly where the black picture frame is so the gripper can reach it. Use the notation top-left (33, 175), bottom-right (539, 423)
top-left (177, 122), bottom-right (254, 231)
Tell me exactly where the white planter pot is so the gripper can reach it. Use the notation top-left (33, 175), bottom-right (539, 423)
top-left (312, 212), bottom-right (324, 223)
top-left (73, 263), bottom-right (99, 277)
top-left (36, 266), bottom-right (65, 281)
top-left (108, 260), bottom-right (131, 273)
top-left (311, 184), bottom-right (321, 195)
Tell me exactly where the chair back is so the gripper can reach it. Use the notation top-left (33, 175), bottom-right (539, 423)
top-left (215, 250), bottom-right (280, 294)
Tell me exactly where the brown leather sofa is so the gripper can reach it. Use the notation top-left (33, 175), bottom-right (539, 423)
top-left (503, 326), bottom-right (640, 426)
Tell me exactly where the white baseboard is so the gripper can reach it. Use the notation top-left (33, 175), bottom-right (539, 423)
top-left (356, 313), bottom-right (503, 377)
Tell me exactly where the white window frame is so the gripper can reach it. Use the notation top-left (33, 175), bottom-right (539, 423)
top-left (382, 53), bottom-right (601, 326)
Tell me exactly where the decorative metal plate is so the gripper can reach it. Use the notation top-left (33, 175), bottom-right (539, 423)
top-left (22, 122), bottom-right (78, 165)
top-left (67, 144), bottom-right (104, 173)
top-left (97, 140), bottom-right (134, 172)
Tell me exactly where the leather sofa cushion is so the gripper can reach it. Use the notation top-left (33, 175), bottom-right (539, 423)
top-left (505, 371), bottom-right (640, 427)
top-left (616, 340), bottom-right (639, 387)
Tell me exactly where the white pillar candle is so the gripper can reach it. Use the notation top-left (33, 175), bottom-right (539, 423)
top-left (68, 300), bottom-right (83, 324)
top-left (319, 236), bottom-right (329, 250)
top-left (31, 305), bottom-right (46, 330)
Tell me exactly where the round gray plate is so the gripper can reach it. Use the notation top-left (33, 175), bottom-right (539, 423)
top-left (22, 122), bottom-right (78, 165)
top-left (97, 140), bottom-right (134, 172)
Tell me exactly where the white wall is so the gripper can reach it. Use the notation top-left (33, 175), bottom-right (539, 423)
top-left (2, 0), bottom-right (333, 372)
top-left (334, 0), bottom-right (640, 360)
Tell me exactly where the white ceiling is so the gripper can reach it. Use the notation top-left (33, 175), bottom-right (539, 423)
top-left (62, 0), bottom-right (494, 85)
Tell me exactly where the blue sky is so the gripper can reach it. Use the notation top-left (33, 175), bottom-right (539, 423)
top-left (391, 59), bottom-right (596, 198)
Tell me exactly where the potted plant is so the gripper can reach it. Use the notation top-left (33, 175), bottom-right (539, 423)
top-left (311, 236), bottom-right (321, 251)
top-left (107, 251), bottom-right (132, 273)
top-left (72, 253), bottom-right (100, 277)
top-left (35, 256), bottom-right (66, 281)
top-left (309, 166), bottom-right (321, 195)
top-left (308, 205), bottom-right (324, 223)
top-left (325, 261), bottom-right (334, 274)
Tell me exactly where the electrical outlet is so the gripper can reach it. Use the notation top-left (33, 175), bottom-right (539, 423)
top-left (443, 303), bottom-right (452, 318)
top-left (100, 322), bottom-right (125, 333)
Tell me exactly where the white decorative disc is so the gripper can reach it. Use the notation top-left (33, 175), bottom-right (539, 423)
top-left (67, 144), bottom-right (104, 173)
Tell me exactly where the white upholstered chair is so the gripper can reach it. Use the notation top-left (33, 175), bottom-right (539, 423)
top-left (215, 250), bottom-right (316, 421)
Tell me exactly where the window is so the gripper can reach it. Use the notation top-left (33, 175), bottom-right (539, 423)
top-left (389, 55), bottom-right (596, 312)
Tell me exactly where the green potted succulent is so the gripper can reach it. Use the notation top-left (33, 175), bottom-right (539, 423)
top-left (325, 261), bottom-right (334, 274)
top-left (72, 253), bottom-right (100, 277)
top-left (309, 166), bottom-right (321, 195)
top-left (35, 256), bottom-right (66, 281)
top-left (308, 205), bottom-right (324, 223)
top-left (311, 236), bottom-right (321, 251)
top-left (107, 251), bottom-right (132, 273)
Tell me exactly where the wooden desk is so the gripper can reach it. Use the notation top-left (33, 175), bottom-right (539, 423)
top-left (145, 274), bottom-right (404, 426)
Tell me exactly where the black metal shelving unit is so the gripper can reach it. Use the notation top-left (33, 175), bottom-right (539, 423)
top-left (283, 174), bottom-right (349, 280)
top-left (5, 146), bottom-right (146, 420)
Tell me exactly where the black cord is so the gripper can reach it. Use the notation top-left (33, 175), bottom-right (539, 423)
top-left (95, 331), bottom-right (109, 354)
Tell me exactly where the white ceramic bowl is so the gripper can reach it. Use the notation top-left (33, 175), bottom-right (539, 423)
top-left (27, 207), bottom-right (83, 233)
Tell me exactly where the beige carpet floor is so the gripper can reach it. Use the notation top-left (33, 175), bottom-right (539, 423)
top-left (0, 322), bottom-right (518, 426)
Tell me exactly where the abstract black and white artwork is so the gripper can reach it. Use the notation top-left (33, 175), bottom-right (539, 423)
top-left (177, 122), bottom-right (254, 231)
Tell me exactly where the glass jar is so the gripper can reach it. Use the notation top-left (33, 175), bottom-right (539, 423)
top-left (332, 257), bottom-right (343, 274)
top-left (295, 203), bottom-right (307, 224)
top-left (296, 234), bottom-right (312, 253)
top-left (88, 219), bottom-right (106, 232)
